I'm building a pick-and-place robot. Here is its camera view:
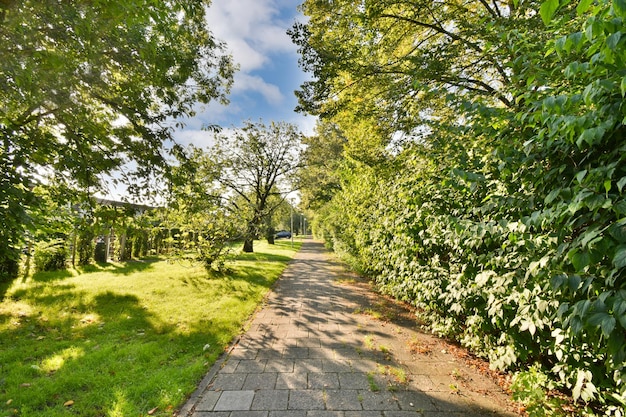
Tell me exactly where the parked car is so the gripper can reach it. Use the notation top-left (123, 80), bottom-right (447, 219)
top-left (275, 230), bottom-right (291, 239)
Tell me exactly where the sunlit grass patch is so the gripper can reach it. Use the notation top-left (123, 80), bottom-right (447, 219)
top-left (0, 240), bottom-right (299, 417)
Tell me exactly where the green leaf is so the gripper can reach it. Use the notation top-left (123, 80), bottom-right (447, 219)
top-left (540, 0), bottom-right (560, 24)
top-left (555, 36), bottom-right (568, 53)
top-left (613, 245), bottom-right (626, 269)
top-left (568, 274), bottom-right (582, 291)
top-left (602, 315), bottom-right (616, 337)
top-left (588, 312), bottom-right (607, 327)
top-left (577, 0), bottom-right (594, 14)
top-left (621, 76), bottom-right (626, 98)
top-left (581, 229), bottom-right (601, 248)
top-left (614, 299), bottom-right (626, 317)
top-left (569, 249), bottom-right (591, 271)
top-left (615, 0), bottom-right (626, 15)
top-left (607, 31), bottom-right (622, 50)
top-left (609, 221), bottom-right (626, 242)
top-left (614, 200), bottom-right (626, 215)
top-left (551, 274), bottom-right (567, 290)
top-left (545, 188), bottom-right (561, 204)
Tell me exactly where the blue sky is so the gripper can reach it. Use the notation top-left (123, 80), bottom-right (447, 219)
top-left (172, 0), bottom-right (317, 147)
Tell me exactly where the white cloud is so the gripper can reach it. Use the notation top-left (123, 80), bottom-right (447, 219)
top-left (234, 73), bottom-right (284, 105)
top-left (172, 129), bottom-right (215, 148)
top-left (206, 0), bottom-right (297, 72)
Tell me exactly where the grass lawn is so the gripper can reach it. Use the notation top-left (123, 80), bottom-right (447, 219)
top-left (0, 240), bottom-right (301, 417)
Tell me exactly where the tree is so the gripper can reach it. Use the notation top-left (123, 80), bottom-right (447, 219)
top-left (289, 0), bottom-right (549, 136)
top-left (0, 0), bottom-right (234, 280)
top-left (211, 121), bottom-right (302, 253)
top-left (165, 145), bottom-right (235, 272)
top-left (297, 120), bottom-right (346, 210)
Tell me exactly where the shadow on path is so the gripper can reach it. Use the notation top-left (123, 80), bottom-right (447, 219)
top-left (179, 239), bottom-right (521, 416)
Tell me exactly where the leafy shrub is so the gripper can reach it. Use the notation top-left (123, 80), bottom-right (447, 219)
top-left (34, 239), bottom-right (68, 272)
top-left (94, 240), bottom-right (107, 263)
top-left (76, 227), bottom-right (94, 265)
top-left (511, 364), bottom-right (566, 417)
top-left (315, 2), bottom-right (626, 414)
top-left (0, 256), bottom-right (19, 282)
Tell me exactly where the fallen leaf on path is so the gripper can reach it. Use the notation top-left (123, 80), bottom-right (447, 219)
top-left (148, 406), bottom-right (158, 415)
top-left (64, 400), bottom-right (74, 407)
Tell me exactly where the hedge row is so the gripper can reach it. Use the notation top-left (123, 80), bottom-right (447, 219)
top-left (315, 2), bottom-right (626, 415)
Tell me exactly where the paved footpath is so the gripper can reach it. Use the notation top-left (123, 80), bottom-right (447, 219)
top-left (178, 239), bottom-right (520, 417)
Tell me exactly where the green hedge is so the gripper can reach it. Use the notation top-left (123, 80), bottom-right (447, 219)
top-left (317, 2), bottom-right (626, 415)
top-left (34, 239), bottom-right (68, 272)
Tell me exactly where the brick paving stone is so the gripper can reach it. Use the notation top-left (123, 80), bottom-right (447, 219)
top-left (214, 390), bottom-right (255, 411)
top-left (257, 348), bottom-right (284, 359)
top-left (229, 412), bottom-right (268, 417)
top-left (308, 348), bottom-right (335, 359)
top-left (393, 390), bottom-right (438, 412)
top-left (220, 359), bottom-right (239, 374)
top-left (243, 373), bottom-right (277, 390)
top-left (288, 389), bottom-right (325, 410)
top-left (297, 337), bottom-right (323, 348)
top-left (306, 412), bottom-right (344, 417)
top-left (338, 372), bottom-right (372, 390)
top-left (235, 360), bottom-right (267, 373)
top-left (383, 412), bottom-right (427, 417)
top-left (195, 391), bottom-right (220, 411)
top-left (294, 359), bottom-right (324, 373)
top-left (308, 372), bottom-right (340, 389)
top-left (325, 389), bottom-right (363, 410)
top-left (350, 359), bottom-right (380, 373)
top-left (283, 346), bottom-right (309, 358)
top-left (251, 390), bottom-right (289, 410)
top-left (265, 358), bottom-right (295, 373)
top-left (333, 347), bottom-right (362, 359)
top-left (275, 371), bottom-right (308, 390)
top-left (345, 412), bottom-right (383, 417)
top-left (358, 390), bottom-right (401, 411)
top-left (230, 348), bottom-right (258, 360)
top-left (322, 360), bottom-right (352, 373)
top-left (269, 411), bottom-right (306, 417)
top-left (211, 373), bottom-right (246, 391)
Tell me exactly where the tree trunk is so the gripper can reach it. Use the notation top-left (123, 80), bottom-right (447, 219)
top-left (119, 233), bottom-right (127, 261)
top-left (243, 219), bottom-right (260, 253)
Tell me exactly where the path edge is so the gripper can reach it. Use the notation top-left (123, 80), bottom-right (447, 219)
top-left (175, 240), bottom-right (305, 416)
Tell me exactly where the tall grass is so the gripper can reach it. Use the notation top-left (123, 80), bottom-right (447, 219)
top-left (0, 240), bottom-right (300, 417)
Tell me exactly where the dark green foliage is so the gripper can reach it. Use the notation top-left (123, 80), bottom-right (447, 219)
top-left (34, 239), bottom-right (68, 272)
top-left (131, 230), bottom-right (148, 258)
top-left (0, 257), bottom-right (19, 283)
top-left (76, 225), bottom-right (95, 266)
top-left (94, 240), bottom-right (107, 263)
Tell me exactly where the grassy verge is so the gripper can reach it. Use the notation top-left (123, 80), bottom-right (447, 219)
top-left (0, 240), bottom-right (301, 417)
